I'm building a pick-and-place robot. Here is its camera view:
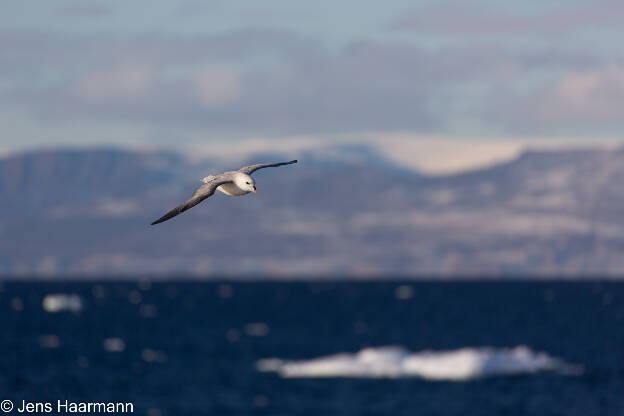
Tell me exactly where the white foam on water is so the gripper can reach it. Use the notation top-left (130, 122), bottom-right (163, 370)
top-left (256, 346), bottom-right (582, 381)
top-left (42, 294), bottom-right (82, 313)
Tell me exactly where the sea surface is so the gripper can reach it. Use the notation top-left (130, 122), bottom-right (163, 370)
top-left (2, 281), bottom-right (624, 416)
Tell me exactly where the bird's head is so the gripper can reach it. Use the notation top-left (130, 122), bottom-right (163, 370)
top-left (234, 172), bottom-right (257, 194)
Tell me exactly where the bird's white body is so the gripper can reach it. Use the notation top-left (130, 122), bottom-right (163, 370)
top-left (203, 172), bottom-right (256, 196)
top-left (217, 182), bottom-right (250, 196)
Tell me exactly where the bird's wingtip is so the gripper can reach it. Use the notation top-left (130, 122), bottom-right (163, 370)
top-left (291, 159), bottom-right (298, 163)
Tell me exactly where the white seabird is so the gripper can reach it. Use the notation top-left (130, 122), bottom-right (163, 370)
top-left (151, 160), bottom-right (297, 225)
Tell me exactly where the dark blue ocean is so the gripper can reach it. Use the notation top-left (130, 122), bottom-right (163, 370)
top-left (2, 281), bottom-right (623, 416)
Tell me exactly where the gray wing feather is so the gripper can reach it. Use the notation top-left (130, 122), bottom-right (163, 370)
top-left (151, 175), bottom-right (232, 225)
top-left (238, 159), bottom-right (297, 175)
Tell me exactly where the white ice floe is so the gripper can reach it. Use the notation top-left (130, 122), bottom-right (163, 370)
top-left (256, 345), bottom-right (581, 381)
top-left (42, 294), bottom-right (82, 313)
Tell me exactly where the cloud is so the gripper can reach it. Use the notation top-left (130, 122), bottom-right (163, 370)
top-left (60, 3), bottom-right (112, 18)
top-left (392, 2), bottom-right (624, 35)
top-left (499, 63), bottom-right (624, 131)
top-left (0, 25), bottom-right (618, 144)
top-left (74, 64), bottom-right (153, 101)
top-left (193, 69), bottom-right (242, 108)
top-left (5, 33), bottom-right (446, 133)
top-left (0, 29), bottom-right (317, 78)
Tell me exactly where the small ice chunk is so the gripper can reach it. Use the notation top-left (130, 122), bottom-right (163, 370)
top-left (139, 304), bottom-right (157, 318)
top-left (394, 285), bottom-right (414, 300)
top-left (165, 286), bottom-right (179, 299)
top-left (92, 285), bottom-right (107, 299)
top-left (353, 320), bottom-right (368, 334)
top-left (77, 356), bottom-right (89, 368)
top-left (42, 294), bottom-right (82, 313)
top-left (38, 335), bottom-right (61, 349)
top-left (128, 291), bottom-right (142, 304)
top-left (226, 328), bottom-right (241, 343)
top-left (102, 337), bottom-right (126, 352)
top-left (253, 395), bottom-right (268, 407)
top-left (141, 348), bottom-right (167, 363)
top-left (11, 297), bottom-right (24, 311)
top-left (244, 323), bottom-right (269, 337)
top-left (217, 284), bottom-right (234, 299)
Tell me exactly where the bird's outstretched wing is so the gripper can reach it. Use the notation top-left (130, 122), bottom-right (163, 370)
top-left (151, 176), bottom-right (232, 225)
top-left (238, 159), bottom-right (297, 175)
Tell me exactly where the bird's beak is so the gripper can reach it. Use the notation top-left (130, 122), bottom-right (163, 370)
top-left (252, 187), bottom-right (258, 194)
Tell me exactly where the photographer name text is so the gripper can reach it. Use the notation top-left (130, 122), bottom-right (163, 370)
top-left (2, 400), bottom-right (133, 414)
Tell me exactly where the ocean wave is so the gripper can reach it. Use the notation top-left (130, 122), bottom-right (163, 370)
top-left (256, 345), bottom-right (582, 381)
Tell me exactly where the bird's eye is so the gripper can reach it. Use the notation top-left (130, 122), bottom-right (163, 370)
top-left (245, 182), bottom-right (250, 184)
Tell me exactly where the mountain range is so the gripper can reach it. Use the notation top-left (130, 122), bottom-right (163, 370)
top-left (1, 144), bottom-right (623, 278)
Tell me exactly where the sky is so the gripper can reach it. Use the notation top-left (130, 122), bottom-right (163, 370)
top-left (1, 0), bottom-right (624, 155)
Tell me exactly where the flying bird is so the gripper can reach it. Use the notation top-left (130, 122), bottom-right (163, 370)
top-left (151, 160), bottom-right (297, 225)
